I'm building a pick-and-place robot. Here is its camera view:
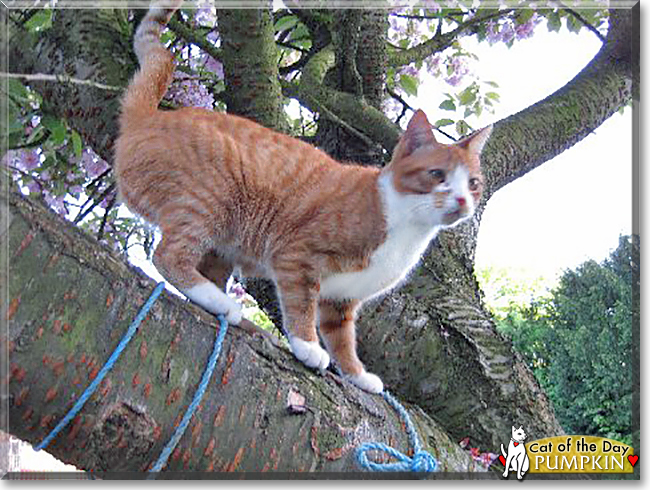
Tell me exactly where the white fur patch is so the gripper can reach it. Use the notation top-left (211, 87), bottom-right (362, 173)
top-left (320, 173), bottom-right (437, 301)
top-left (289, 337), bottom-right (330, 371)
top-left (345, 371), bottom-right (384, 394)
top-left (183, 282), bottom-right (242, 325)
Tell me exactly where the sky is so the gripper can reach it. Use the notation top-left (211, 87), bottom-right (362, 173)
top-left (414, 23), bottom-right (633, 279)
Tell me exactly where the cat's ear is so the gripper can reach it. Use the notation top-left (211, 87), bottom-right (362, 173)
top-left (457, 124), bottom-right (493, 155)
top-left (394, 110), bottom-right (438, 159)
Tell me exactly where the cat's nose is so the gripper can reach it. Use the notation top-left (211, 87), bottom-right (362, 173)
top-left (456, 197), bottom-right (466, 207)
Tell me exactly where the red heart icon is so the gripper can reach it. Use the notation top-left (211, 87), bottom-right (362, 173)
top-left (499, 455), bottom-right (506, 466)
top-left (628, 455), bottom-right (638, 467)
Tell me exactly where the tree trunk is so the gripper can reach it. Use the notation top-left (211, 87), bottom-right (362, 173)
top-left (4, 189), bottom-right (481, 474)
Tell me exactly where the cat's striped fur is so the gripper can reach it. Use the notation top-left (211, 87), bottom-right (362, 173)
top-left (115, 1), bottom-right (492, 393)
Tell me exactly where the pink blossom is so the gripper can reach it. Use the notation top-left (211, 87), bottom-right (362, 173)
top-left (203, 55), bottom-right (224, 79)
top-left (486, 21), bottom-right (501, 44)
top-left (400, 64), bottom-right (418, 77)
top-left (423, 0), bottom-right (441, 12)
top-left (165, 71), bottom-right (214, 110)
top-left (500, 21), bottom-right (516, 44)
top-left (44, 192), bottom-right (67, 216)
top-left (515, 14), bottom-right (540, 40)
top-left (194, 1), bottom-right (216, 26)
top-left (79, 149), bottom-right (109, 179)
top-left (25, 179), bottom-right (41, 195)
top-left (15, 149), bottom-right (41, 171)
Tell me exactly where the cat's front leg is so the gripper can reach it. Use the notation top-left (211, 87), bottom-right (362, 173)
top-left (319, 299), bottom-right (384, 394)
top-left (274, 266), bottom-right (330, 371)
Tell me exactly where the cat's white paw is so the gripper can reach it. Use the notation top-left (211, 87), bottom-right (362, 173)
top-left (345, 371), bottom-right (384, 394)
top-left (221, 299), bottom-right (243, 326)
top-left (183, 282), bottom-right (242, 325)
top-left (289, 337), bottom-right (330, 371)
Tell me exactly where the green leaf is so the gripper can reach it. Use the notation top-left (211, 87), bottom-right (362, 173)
top-left (25, 9), bottom-right (53, 32)
top-left (486, 91), bottom-right (500, 101)
top-left (399, 74), bottom-right (419, 97)
top-left (434, 118), bottom-right (454, 128)
top-left (439, 99), bottom-right (456, 111)
top-left (456, 119), bottom-right (470, 136)
top-left (71, 130), bottom-right (83, 158)
top-left (458, 86), bottom-right (476, 106)
top-left (44, 118), bottom-right (67, 146)
top-left (547, 11), bottom-right (562, 32)
top-left (8, 79), bottom-right (30, 103)
top-left (274, 14), bottom-right (298, 33)
top-left (566, 14), bottom-right (581, 34)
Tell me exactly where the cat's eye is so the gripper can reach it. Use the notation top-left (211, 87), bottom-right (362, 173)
top-left (429, 169), bottom-right (445, 181)
top-left (468, 177), bottom-right (480, 191)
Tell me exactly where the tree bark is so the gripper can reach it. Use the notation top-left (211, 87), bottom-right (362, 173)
top-left (4, 189), bottom-right (478, 475)
top-left (217, 7), bottom-right (289, 133)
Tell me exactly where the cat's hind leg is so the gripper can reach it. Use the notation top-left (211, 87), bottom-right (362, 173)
top-left (197, 250), bottom-right (234, 290)
top-left (153, 232), bottom-right (242, 325)
top-left (319, 299), bottom-right (384, 394)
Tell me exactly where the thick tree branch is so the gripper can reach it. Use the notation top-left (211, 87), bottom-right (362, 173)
top-left (216, 8), bottom-right (288, 132)
top-left (4, 190), bottom-right (476, 474)
top-left (287, 45), bottom-right (401, 153)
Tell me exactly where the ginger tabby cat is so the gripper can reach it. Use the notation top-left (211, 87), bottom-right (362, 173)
top-left (115, 1), bottom-right (492, 393)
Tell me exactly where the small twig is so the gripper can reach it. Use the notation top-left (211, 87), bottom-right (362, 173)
top-left (276, 40), bottom-right (310, 54)
top-left (560, 4), bottom-right (607, 43)
top-left (167, 17), bottom-right (222, 62)
top-left (73, 183), bottom-right (116, 225)
top-left (0, 72), bottom-right (122, 92)
top-left (387, 86), bottom-right (415, 126)
top-left (96, 194), bottom-right (118, 242)
top-left (433, 126), bottom-right (458, 142)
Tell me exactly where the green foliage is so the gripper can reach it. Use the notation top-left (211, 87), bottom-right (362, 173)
top-left (483, 237), bottom-right (636, 444)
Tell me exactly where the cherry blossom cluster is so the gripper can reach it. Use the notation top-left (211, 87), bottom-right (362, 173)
top-left (164, 71), bottom-right (215, 110)
top-left (486, 13), bottom-right (541, 45)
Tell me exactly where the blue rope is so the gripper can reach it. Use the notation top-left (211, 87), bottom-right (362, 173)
top-left (356, 390), bottom-right (438, 473)
top-left (35, 279), bottom-right (432, 474)
top-left (34, 282), bottom-right (166, 452)
top-left (148, 313), bottom-right (228, 473)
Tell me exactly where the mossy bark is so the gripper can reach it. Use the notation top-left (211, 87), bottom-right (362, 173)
top-left (217, 8), bottom-right (289, 133)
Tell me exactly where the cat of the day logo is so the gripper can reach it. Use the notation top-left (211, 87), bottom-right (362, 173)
top-left (498, 430), bottom-right (637, 478)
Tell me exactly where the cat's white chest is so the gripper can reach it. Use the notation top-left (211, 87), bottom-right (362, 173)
top-left (319, 226), bottom-right (434, 301)
top-left (319, 173), bottom-right (438, 301)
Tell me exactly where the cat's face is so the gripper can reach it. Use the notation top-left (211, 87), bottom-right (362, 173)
top-left (512, 425), bottom-right (527, 441)
top-left (385, 110), bottom-right (491, 229)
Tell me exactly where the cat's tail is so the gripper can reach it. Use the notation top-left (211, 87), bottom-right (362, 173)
top-left (501, 444), bottom-right (507, 457)
top-left (120, 0), bottom-right (182, 126)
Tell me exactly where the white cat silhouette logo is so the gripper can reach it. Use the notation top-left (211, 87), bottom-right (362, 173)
top-left (500, 425), bottom-right (530, 479)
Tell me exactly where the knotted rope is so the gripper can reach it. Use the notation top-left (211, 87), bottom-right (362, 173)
top-left (356, 390), bottom-right (438, 473)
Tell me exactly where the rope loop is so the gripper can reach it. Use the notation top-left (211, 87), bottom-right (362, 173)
top-left (355, 390), bottom-right (438, 473)
top-left (356, 442), bottom-right (437, 472)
